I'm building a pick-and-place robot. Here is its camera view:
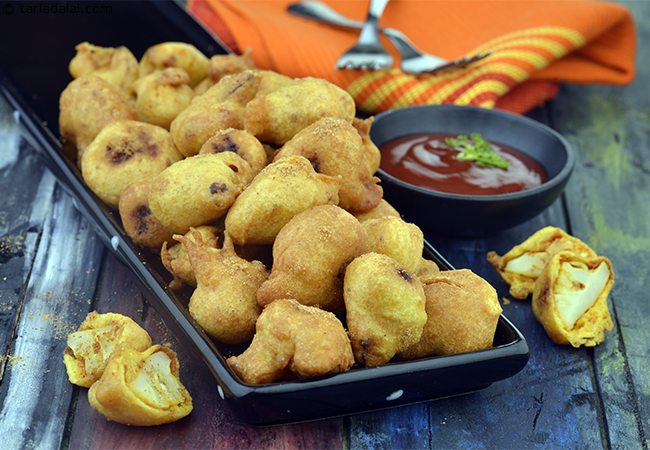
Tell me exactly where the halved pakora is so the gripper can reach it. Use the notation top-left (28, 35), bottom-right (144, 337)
top-left (64, 311), bottom-right (152, 388)
top-left (487, 226), bottom-right (597, 299)
top-left (532, 251), bottom-right (614, 347)
top-left (227, 299), bottom-right (354, 385)
top-left (88, 345), bottom-right (193, 426)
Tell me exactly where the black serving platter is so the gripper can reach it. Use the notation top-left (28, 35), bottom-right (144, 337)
top-left (0, 0), bottom-right (529, 425)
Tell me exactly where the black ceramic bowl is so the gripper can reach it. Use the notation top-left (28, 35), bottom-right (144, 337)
top-left (371, 105), bottom-right (575, 237)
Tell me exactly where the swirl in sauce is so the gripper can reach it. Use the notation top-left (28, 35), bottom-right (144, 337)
top-left (380, 133), bottom-right (548, 196)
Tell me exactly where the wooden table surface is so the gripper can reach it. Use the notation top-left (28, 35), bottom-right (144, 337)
top-left (1, 2), bottom-right (649, 449)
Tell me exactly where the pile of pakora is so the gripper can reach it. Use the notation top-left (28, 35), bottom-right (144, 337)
top-left (59, 41), bottom-right (505, 389)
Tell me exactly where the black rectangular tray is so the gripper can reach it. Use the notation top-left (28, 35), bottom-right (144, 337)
top-left (0, 0), bottom-right (529, 425)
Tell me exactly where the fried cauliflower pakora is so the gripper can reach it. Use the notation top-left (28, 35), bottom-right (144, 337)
top-left (227, 299), bottom-right (354, 385)
top-left (399, 269), bottom-right (502, 359)
top-left (354, 199), bottom-right (400, 223)
top-left (69, 42), bottom-right (139, 93)
top-left (244, 77), bottom-right (355, 145)
top-left (225, 155), bottom-right (340, 246)
top-left (148, 152), bottom-right (252, 234)
top-left (274, 117), bottom-right (382, 212)
top-left (133, 68), bottom-right (194, 129)
top-left (170, 70), bottom-right (261, 157)
top-left (257, 205), bottom-right (370, 311)
top-left (81, 120), bottom-right (183, 206)
top-left (175, 229), bottom-right (267, 344)
top-left (59, 75), bottom-right (136, 160)
top-left (362, 216), bottom-right (423, 274)
top-left (161, 225), bottom-right (220, 290)
top-left (199, 128), bottom-right (268, 176)
top-left (64, 311), bottom-right (152, 388)
top-left (532, 251), bottom-right (614, 347)
top-left (194, 49), bottom-right (256, 95)
top-left (118, 179), bottom-right (173, 249)
top-left (88, 345), bottom-right (193, 426)
top-left (487, 226), bottom-right (596, 299)
top-left (344, 252), bottom-right (426, 367)
top-left (139, 42), bottom-right (209, 87)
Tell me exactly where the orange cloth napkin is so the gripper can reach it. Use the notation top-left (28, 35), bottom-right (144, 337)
top-left (189, 0), bottom-right (635, 114)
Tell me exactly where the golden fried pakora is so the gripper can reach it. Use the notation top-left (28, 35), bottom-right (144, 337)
top-left (88, 345), bottom-right (193, 426)
top-left (398, 269), bottom-right (502, 359)
top-left (362, 216), bottom-right (424, 274)
top-left (532, 251), bottom-right (614, 347)
top-left (352, 117), bottom-right (381, 175)
top-left (148, 152), bottom-right (252, 234)
top-left (64, 311), bottom-right (152, 388)
top-left (133, 68), bottom-right (194, 129)
top-left (199, 128), bottom-right (268, 176)
top-left (81, 120), bottom-right (183, 206)
top-left (161, 225), bottom-right (220, 290)
top-left (344, 252), bottom-right (427, 367)
top-left (417, 258), bottom-right (441, 279)
top-left (244, 77), bottom-right (355, 145)
top-left (256, 205), bottom-right (370, 311)
top-left (118, 179), bottom-right (173, 249)
top-left (176, 229), bottom-right (267, 344)
top-left (227, 299), bottom-right (354, 385)
top-left (354, 199), bottom-right (400, 223)
top-left (194, 49), bottom-right (256, 95)
top-left (69, 42), bottom-right (139, 93)
top-left (225, 155), bottom-right (340, 246)
top-left (59, 75), bottom-right (136, 160)
top-left (487, 226), bottom-right (597, 299)
top-left (274, 117), bottom-right (382, 212)
top-left (170, 70), bottom-right (261, 157)
top-left (139, 42), bottom-right (209, 87)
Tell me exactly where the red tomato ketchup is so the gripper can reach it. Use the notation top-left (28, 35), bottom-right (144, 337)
top-left (380, 133), bottom-right (548, 195)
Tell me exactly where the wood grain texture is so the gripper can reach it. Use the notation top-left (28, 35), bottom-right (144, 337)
top-left (548, 2), bottom-right (650, 446)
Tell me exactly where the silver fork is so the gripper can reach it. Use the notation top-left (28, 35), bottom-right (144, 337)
top-left (334, 0), bottom-right (392, 71)
top-left (288, 1), bottom-right (491, 74)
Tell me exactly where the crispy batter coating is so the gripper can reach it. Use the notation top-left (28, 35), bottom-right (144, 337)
top-left (532, 251), bottom-right (614, 347)
top-left (352, 117), bottom-right (381, 175)
top-left (227, 299), bottom-right (354, 384)
top-left (354, 199), bottom-right (400, 223)
top-left (118, 179), bottom-right (173, 249)
top-left (487, 226), bottom-right (597, 300)
top-left (161, 225), bottom-right (220, 290)
top-left (81, 120), bottom-right (183, 206)
top-left (244, 77), bottom-right (355, 145)
top-left (274, 117), bottom-right (382, 212)
top-left (148, 152), bottom-right (251, 234)
top-left (69, 42), bottom-right (139, 93)
top-left (199, 128), bottom-right (268, 176)
top-left (139, 42), bottom-right (209, 87)
top-left (88, 345), bottom-right (193, 426)
top-left (59, 75), bottom-right (136, 160)
top-left (194, 49), bottom-right (256, 95)
top-left (170, 70), bottom-right (261, 157)
top-left (399, 269), bottom-right (502, 359)
top-left (225, 155), bottom-right (340, 246)
top-left (176, 229), bottom-right (267, 344)
top-left (417, 258), bottom-right (441, 279)
top-left (64, 311), bottom-right (152, 388)
top-left (344, 252), bottom-right (427, 367)
top-left (362, 217), bottom-right (423, 273)
top-left (133, 68), bottom-right (194, 129)
top-left (257, 205), bottom-right (370, 311)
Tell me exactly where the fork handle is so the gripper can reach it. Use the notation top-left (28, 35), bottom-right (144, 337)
top-left (358, 0), bottom-right (390, 44)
